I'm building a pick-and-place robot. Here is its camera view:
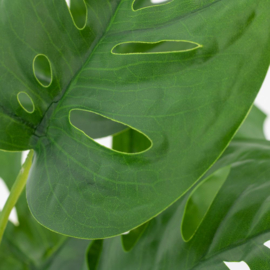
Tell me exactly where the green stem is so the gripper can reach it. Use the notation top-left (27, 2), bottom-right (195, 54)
top-left (0, 150), bottom-right (34, 244)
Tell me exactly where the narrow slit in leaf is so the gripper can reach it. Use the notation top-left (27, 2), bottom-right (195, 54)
top-left (181, 166), bottom-right (231, 242)
top-left (17, 92), bottom-right (35, 114)
top-left (70, 110), bottom-right (151, 153)
top-left (33, 54), bottom-right (52, 87)
top-left (224, 261), bottom-right (250, 270)
top-left (113, 128), bottom-right (152, 154)
top-left (68, 0), bottom-right (87, 29)
top-left (86, 240), bottom-right (103, 270)
top-left (112, 40), bottom-right (202, 55)
top-left (122, 222), bottom-right (149, 252)
top-left (132, 0), bottom-right (173, 11)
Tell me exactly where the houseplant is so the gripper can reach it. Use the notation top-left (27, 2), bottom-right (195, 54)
top-left (1, 0), bottom-right (270, 268)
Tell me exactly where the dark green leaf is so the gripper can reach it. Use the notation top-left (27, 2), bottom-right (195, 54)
top-left (0, 0), bottom-right (270, 238)
top-left (95, 140), bottom-right (270, 270)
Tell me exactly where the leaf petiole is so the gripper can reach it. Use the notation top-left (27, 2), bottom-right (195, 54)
top-left (0, 150), bottom-right (34, 244)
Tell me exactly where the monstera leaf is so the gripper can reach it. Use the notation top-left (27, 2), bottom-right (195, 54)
top-left (1, 0), bottom-right (270, 239)
top-left (94, 139), bottom-right (270, 270)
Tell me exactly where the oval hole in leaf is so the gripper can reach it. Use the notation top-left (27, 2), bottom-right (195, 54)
top-left (181, 166), bottom-right (231, 242)
top-left (86, 240), bottom-right (103, 270)
top-left (33, 54), bottom-right (52, 87)
top-left (224, 261), bottom-right (250, 270)
top-left (112, 40), bottom-right (202, 55)
top-left (122, 222), bottom-right (149, 252)
top-left (17, 92), bottom-right (35, 113)
top-left (68, 0), bottom-right (87, 29)
top-left (70, 110), bottom-right (152, 153)
top-left (133, 0), bottom-right (173, 11)
top-left (112, 128), bottom-right (152, 154)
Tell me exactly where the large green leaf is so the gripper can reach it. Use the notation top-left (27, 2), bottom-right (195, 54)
top-left (0, 0), bottom-right (270, 239)
top-left (95, 139), bottom-right (270, 269)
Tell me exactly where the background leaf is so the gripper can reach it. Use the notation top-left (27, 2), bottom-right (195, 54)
top-left (0, 0), bottom-right (270, 238)
top-left (94, 139), bottom-right (270, 270)
top-left (234, 105), bottom-right (266, 140)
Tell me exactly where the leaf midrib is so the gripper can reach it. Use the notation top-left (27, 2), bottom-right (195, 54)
top-left (32, 0), bottom-right (124, 141)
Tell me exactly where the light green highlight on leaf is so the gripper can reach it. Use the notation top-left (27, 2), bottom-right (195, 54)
top-left (122, 222), bottom-right (149, 252)
top-left (112, 40), bottom-right (202, 55)
top-left (33, 54), bottom-right (53, 88)
top-left (132, 0), bottom-right (173, 11)
top-left (17, 92), bottom-right (35, 114)
top-left (69, 0), bottom-right (87, 30)
top-left (0, 150), bottom-right (34, 244)
top-left (181, 165), bottom-right (231, 242)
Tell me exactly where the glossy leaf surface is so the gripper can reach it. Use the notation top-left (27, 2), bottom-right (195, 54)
top-left (0, 0), bottom-right (270, 238)
top-left (96, 139), bottom-right (270, 269)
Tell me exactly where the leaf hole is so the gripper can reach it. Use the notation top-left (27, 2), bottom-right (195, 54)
top-left (86, 240), bottom-right (103, 270)
top-left (132, 0), bottom-right (173, 11)
top-left (264, 240), bottom-right (270, 249)
top-left (67, 0), bottom-right (87, 30)
top-left (112, 40), bottom-right (202, 55)
top-left (70, 110), bottom-right (152, 154)
top-left (17, 92), bottom-right (35, 114)
top-left (224, 261), bottom-right (250, 270)
top-left (33, 54), bottom-right (52, 87)
top-left (122, 222), bottom-right (149, 252)
top-left (181, 166), bottom-right (231, 242)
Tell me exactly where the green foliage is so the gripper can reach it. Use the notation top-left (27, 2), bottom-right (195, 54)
top-left (1, 105), bottom-right (270, 269)
top-left (95, 119), bottom-right (270, 270)
top-left (1, 0), bottom-right (270, 268)
top-left (1, 0), bottom-right (270, 240)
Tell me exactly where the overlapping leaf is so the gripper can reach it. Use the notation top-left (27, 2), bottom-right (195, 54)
top-left (95, 139), bottom-right (270, 269)
top-left (1, 0), bottom-right (270, 238)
